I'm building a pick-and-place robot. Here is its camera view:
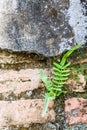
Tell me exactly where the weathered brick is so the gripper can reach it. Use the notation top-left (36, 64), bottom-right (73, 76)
top-left (0, 69), bottom-right (48, 95)
top-left (66, 74), bottom-right (86, 92)
top-left (0, 99), bottom-right (55, 126)
top-left (65, 98), bottom-right (87, 125)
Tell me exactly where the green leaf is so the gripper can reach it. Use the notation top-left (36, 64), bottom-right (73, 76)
top-left (45, 84), bottom-right (53, 91)
top-left (45, 92), bottom-right (56, 99)
top-left (53, 67), bottom-right (71, 74)
top-left (52, 80), bottom-right (66, 85)
top-left (56, 91), bottom-right (63, 96)
top-left (52, 71), bottom-right (70, 77)
top-left (60, 43), bottom-right (84, 66)
top-left (53, 62), bottom-right (63, 69)
top-left (57, 82), bottom-right (66, 85)
top-left (53, 67), bottom-right (62, 73)
top-left (62, 62), bottom-right (71, 69)
top-left (40, 71), bottom-right (48, 84)
top-left (52, 87), bottom-right (62, 91)
top-left (61, 69), bottom-right (71, 73)
top-left (53, 84), bottom-right (63, 88)
top-left (40, 71), bottom-right (53, 91)
top-left (52, 76), bottom-right (68, 81)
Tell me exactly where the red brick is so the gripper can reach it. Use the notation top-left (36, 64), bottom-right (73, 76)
top-left (0, 99), bottom-right (55, 126)
top-left (0, 69), bottom-right (48, 95)
top-left (65, 98), bottom-right (87, 125)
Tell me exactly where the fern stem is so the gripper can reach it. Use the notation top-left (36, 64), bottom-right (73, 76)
top-left (60, 43), bottom-right (83, 66)
top-left (42, 97), bottom-right (51, 117)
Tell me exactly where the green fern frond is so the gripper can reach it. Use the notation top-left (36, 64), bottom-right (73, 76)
top-left (52, 62), bottom-right (71, 91)
top-left (40, 71), bottom-right (52, 91)
top-left (40, 43), bottom-right (84, 117)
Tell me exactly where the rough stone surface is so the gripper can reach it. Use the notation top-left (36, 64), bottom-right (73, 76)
top-left (65, 98), bottom-right (87, 125)
top-left (0, 0), bottom-right (75, 56)
top-left (0, 99), bottom-right (55, 126)
top-left (0, 0), bottom-right (86, 57)
top-left (0, 69), bottom-right (48, 96)
top-left (67, 0), bottom-right (87, 43)
top-left (69, 124), bottom-right (87, 130)
top-left (43, 122), bottom-right (57, 130)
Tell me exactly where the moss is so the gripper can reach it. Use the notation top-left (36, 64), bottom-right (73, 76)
top-left (70, 63), bottom-right (87, 80)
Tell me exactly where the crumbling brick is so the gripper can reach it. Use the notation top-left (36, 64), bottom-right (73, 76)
top-left (0, 99), bottom-right (55, 126)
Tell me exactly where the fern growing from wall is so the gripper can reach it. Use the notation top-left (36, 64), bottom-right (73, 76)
top-left (40, 43), bottom-right (83, 117)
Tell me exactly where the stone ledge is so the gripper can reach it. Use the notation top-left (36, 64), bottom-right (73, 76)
top-left (65, 98), bottom-right (87, 125)
top-left (0, 99), bottom-right (55, 126)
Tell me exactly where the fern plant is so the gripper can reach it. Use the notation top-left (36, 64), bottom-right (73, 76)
top-left (40, 43), bottom-right (83, 117)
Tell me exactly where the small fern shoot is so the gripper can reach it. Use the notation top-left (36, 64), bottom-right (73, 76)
top-left (40, 43), bottom-right (83, 117)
